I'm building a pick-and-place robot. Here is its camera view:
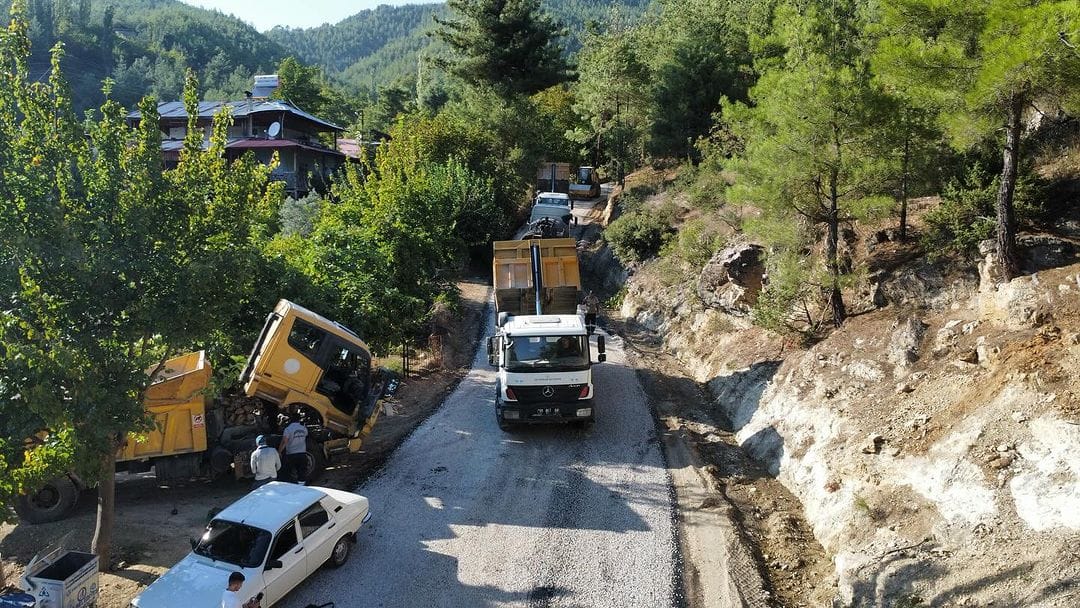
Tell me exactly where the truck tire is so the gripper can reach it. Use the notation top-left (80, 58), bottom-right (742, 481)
top-left (301, 437), bottom-right (327, 483)
top-left (15, 476), bottom-right (79, 524)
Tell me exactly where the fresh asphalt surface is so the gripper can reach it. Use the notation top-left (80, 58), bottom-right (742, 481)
top-left (282, 188), bottom-right (678, 608)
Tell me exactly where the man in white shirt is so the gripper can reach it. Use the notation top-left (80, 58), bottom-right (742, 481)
top-left (281, 412), bottom-right (310, 485)
top-left (222, 572), bottom-right (260, 608)
top-left (249, 435), bottom-right (280, 489)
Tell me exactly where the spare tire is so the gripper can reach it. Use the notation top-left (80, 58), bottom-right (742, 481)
top-left (15, 476), bottom-right (79, 524)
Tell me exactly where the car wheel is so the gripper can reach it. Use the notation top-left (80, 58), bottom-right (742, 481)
top-left (15, 476), bottom-right (79, 524)
top-left (328, 535), bottom-right (351, 568)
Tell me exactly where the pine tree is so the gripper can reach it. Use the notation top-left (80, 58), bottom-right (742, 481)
top-left (433, 0), bottom-right (570, 98)
top-left (875, 0), bottom-right (1080, 280)
top-left (727, 0), bottom-right (891, 327)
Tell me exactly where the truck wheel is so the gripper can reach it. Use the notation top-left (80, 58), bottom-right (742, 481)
top-left (301, 437), bottom-right (327, 483)
top-left (327, 534), bottom-right (352, 568)
top-left (497, 413), bottom-right (514, 432)
top-left (15, 476), bottom-right (79, 524)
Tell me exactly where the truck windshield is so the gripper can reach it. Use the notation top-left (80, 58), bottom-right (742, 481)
top-left (507, 335), bottom-right (588, 372)
top-left (193, 519), bottom-right (271, 568)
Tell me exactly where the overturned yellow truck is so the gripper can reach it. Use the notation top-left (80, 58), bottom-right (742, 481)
top-left (17, 300), bottom-right (397, 523)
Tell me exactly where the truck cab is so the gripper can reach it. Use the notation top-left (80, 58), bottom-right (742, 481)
top-left (488, 315), bottom-right (605, 429)
top-left (241, 299), bottom-right (392, 462)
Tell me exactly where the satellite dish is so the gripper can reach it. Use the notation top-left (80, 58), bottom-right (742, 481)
top-left (267, 122), bottom-right (281, 138)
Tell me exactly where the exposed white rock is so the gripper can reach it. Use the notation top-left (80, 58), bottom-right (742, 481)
top-left (1010, 416), bottom-right (1080, 531)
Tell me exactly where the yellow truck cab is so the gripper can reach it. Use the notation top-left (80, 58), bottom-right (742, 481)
top-left (240, 299), bottom-right (391, 461)
top-left (16, 300), bottom-right (395, 525)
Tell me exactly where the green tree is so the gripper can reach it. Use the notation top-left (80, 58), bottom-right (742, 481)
top-left (875, 0), bottom-right (1080, 279)
top-left (433, 0), bottom-right (570, 98)
top-left (275, 56), bottom-right (328, 114)
top-left (571, 15), bottom-right (651, 179)
top-left (726, 0), bottom-right (891, 326)
top-left (0, 4), bottom-right (279, 564)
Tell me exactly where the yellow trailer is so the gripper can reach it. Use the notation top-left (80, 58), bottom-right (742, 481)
top-left (493, 238), bottom-right (581, 316)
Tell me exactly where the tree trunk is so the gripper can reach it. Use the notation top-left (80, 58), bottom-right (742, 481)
top-left (91, 446), bottom-right (117, 572)
top-left (826, 129), bottom-right (846, 327)
top-left (995, 93), bottom-right (1023, 281)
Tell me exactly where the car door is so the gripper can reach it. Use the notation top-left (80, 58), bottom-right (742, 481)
top-left (262, 519), bottom-right (308, 605)
top-left (298, 499), bottom-right (338, 568)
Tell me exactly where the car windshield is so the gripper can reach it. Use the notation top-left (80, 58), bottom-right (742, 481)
top-left (193, 519), bottom-right (272, 568)
top-left (537, 196), bottom-right (568, 207)
top-left (507, 335), bottom-right (588, 372)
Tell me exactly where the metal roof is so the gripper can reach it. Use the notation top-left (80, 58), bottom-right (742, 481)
top-left (130, 99), bottom-right (342, 132)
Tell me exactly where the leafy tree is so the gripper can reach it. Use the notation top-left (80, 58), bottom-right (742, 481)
top-left (572, 15), bottom-right (651, 178)
top-left (433, 0), bottom-right (570, 98)
top-left (0, 4), bottom-right (279, 564)
top-left (275, 56), bottom-right (329, 114)
top-left (604, 208), bottom-right (677, 263)
top-left (644, 0), bottom-right (755, 159)
top-left (726, 0), bottom-right (891, 326)
top-left (875, 0), bottom-right (1080, 280)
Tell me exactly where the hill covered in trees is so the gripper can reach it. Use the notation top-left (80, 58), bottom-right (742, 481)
top-left (5, 0), bottom-right (649, 114)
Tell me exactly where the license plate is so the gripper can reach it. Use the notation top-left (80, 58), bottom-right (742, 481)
top-left (534, 408), bottom-right (559, 417)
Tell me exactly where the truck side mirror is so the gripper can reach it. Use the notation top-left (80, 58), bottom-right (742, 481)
top-left (265, 559), bottom-right (283, 571)
top-left (486, 337), bottom-right (497, 367)
top-left (596, 335), bottom-right (606, 354)
top-left (598, 353), bottom-right (607, 363)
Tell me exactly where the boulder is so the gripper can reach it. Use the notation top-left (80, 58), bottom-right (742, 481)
top-left (1018, 234), bottom-right (1080, 272)
top-left (696, 243), bottom-right (765, 316)
top-left (888, 316), bottom-right (928, 368)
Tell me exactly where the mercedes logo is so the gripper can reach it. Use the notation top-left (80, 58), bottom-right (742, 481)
top-left (542, 386), bottom-right (555, 398)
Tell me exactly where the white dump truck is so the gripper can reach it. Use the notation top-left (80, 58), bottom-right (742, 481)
top-left (487, 238), bottom-right (605, 430)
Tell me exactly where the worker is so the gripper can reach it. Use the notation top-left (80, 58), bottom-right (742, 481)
top-left (249, 435), bottom-right (280, 489)
top-left (556, 336), bottom-right (581, 358)
top-left (281, 412), bottom-right (310, 485)
top-left (583, 291), bottom-right (601, 334)
top-left (221, 572), bottom-right (261, 608)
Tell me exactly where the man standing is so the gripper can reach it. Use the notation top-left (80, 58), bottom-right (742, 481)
top-left (222, 572), bottom-right (261, 608)
top-left (249, 435), bottom-right (280, 489)
top-left (281, 412), bottom-right (309, 485)
top-left (583, 291), bottom-right (600, 335)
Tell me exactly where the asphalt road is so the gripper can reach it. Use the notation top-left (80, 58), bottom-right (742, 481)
top-left (281, 189), bottom-right (679, 608)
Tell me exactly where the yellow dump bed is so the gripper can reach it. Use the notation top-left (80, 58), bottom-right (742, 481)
top-left (493, 238), bottom-right (580, 315)
top-left (118, 351), bottom-right (211, 462)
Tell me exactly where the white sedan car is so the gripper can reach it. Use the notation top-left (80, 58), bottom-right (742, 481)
top-left (131, 483), bottom-right (370, 607)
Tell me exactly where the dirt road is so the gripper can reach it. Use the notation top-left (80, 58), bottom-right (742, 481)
top-left (280, 313), bottom-right (679, 607)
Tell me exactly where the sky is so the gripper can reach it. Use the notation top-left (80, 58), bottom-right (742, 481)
top-left (178, 1), bottom-right (422, 31)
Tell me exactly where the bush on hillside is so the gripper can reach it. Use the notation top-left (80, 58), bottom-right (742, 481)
top-left (280, 192), bottom-right (323, 237)
top-left (661, 217), bottom-right (726, 269)
top-left (605, 208), bottom-right (676, 264)
top-left (923, 166), bottom-right (1044, 256)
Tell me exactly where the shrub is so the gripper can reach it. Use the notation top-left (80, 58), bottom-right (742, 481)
top-left (662, 217), bottom-right (726, 269)
top-left (923, 165), bottom-right (1044, 255)
top-left (604, 208), bottom-right (676, 264)
top-left (280, 192), bottom-right (323, 237)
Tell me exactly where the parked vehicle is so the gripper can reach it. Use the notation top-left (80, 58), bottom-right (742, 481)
top-left (16, 300), bottom-right (398, 524)
top-left (130, 483), bottom-right (370, 608)
top-left (488, 238), bottom-right (605, 430)
top-left (534, 191), bottom-right (572, 209)
top-left (568, 166), bottom-right (600, 200)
